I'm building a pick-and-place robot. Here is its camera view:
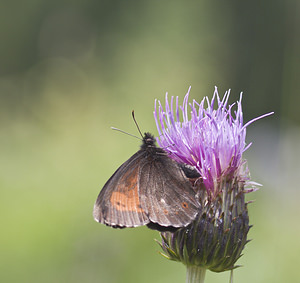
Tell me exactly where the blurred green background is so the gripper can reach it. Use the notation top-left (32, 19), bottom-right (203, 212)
top-left (1, 1), bottom-right (299, 282)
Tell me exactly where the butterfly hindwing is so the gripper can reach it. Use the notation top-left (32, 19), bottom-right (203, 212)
top-left (139, 148), bottom-right (199, 229)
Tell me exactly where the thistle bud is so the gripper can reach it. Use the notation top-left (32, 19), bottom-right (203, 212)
top-left (154, 87), bottom-right (273, 278)
top-left (159, 180), bottom-right (250, 272)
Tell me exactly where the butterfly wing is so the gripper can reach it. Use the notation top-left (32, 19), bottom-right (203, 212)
top-left (93, 151), bottom-right (149, 228)
top-left (139, 152), bottom-right (200, 230)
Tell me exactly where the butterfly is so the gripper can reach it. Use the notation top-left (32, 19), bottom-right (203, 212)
top-left (93, 131), bottom-right (200, 232)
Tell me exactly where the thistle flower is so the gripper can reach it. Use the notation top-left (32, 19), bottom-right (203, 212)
top-left (154, 87), bottom-right (273, 282)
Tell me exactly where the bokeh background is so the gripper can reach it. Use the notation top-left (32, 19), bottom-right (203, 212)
top-left (1, 1), bottom-right (299, 282)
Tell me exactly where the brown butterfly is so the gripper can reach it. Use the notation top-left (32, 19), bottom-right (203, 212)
top-left (93, 115), bottom-right (200, 232)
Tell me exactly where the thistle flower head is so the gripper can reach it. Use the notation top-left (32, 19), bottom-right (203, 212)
top-left (154, 86), bottom-right (273, 199)
top-left (154, 87), bottom-right (273, 273)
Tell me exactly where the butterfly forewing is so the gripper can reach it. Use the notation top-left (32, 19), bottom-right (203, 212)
top-left (93, 151), bottom-right (149, 228)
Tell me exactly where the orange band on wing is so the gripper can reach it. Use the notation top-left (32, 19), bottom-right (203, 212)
top-left (110, 189), bottom-right (144, 212)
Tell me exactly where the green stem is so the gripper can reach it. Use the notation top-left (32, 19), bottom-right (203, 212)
top-left (229, 270), bottom-right (233, 283)
top-left (186, 266), bottom-right (206, 283)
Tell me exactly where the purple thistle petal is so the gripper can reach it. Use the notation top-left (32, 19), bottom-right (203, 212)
top-left (154, 87), bottom-right (274, 197)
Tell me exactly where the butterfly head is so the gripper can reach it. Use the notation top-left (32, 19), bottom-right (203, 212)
top-left (141, 132), bottom-right (156, 149)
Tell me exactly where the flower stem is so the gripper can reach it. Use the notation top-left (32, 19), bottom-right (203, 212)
top-left (186, 266), bottom-right (206, 283)
top-left (229, 270), bottom-right (233, 283)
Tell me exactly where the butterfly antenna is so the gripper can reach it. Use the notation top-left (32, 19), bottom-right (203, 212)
top-left (132, 110), bottom-right (143, 138)
top-left (111, 127), bottom-right (141, 140)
